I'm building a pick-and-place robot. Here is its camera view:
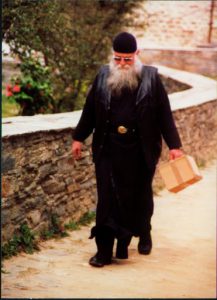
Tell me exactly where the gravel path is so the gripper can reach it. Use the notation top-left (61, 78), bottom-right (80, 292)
top-left (2, 162), bottom-right (216, 298)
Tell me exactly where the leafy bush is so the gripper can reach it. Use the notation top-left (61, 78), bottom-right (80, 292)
top-left (6, 58), bottom-right (55, 116)
top-left (3, 0), bottom-right (144, 111)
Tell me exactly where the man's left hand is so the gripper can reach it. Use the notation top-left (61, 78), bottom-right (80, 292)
top-left (169, 149), bottom-right (184, 160)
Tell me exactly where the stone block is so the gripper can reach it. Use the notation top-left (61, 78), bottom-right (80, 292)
top-left (32, 221), bottom-right (49, 235)
top-left (42, 179), bottom-right (66, 194)
top-left (53, 205), bottom-right (66, 217)
top-left (64, 177), bottom-right (75, 185)
top-left (23, 175), bottom-right (36, 187)
top-left (2, 224), bottom-right (17, 243)
top-left (2, 156), bottom-right (15, 173)
top-left (21, 198), bottom-right (39, 210)
top-left (54, 147), bottom-right (65, 156)
top-left (28, 210), bottom-right (41, 226)
top-left (2, 176), bottom-right (11, 197)
top-left (38, 163), bottom-right (53, 181)
top-left (2, 197), bottom-right (14, 209)
top-left (67, 183), bottom-right (80, 193)
top-left (74, 172), bottom-right (85, 182)
top-left (12, 214), bottom-right (26, 224)
top-left (39, 151), bottom-right (52, 162)
top-left (57, 157), bottom-right (74, 172)
top-left (2, 206), bottom-right (22, 225)
top-left (80, 181), bottom-right (94, 190)
top-left (24, 182), bottom-right (37, 194)
top-left (66, 201), bottom-right (76, 213)
top-left (26, 163), bottom-right (38, 171)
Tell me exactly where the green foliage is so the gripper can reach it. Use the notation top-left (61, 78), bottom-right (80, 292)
top-left (3, 0), bottom-right (144, 112)
top-left (78, 211), bottom-right (96, 226)
top-left (50, 213), bottom-right (69, 237)
top-left (2, 235), bottom-right (21, 259)
top-left (2, 223), bottom-right (39, 260)
top-left (64, 211), bottom-right (96, 231)
top-left (1, 211), bottom-right (95, 262)
top-left (19, 223), bottom-right (39, 253)
top-left (40, 211), bottom-right (95, 239)
top-left (40, 229), bottom-right (55, 240)
top-left (6, 57), bottom-right (55, 115)
top-left (64, 220), bottom-right (80, 231)
top-left (2, 93), bottom-right (20, 117)
top-left (40, 213), bottom-right (69, 240)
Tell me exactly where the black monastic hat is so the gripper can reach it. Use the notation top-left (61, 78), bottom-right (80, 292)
top-left (113, 32), bottom-right (137, 53)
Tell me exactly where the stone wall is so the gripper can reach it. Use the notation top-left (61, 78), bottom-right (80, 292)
top-left (171, 101), bottom-right (217, 162)
top-left (2, 99), bottom-right (217, 243)
top-left (153, 100), bottom-right (217, 191)
top-left (133, 0), bottom-right (217, 47)
top-left (2, 130), bottom-right (96, 242)
top-left (140, 48), bottom-right (217, 77)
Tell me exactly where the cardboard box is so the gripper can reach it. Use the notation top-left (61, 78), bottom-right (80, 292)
top-left (158, 155), bottom-right (202, 193)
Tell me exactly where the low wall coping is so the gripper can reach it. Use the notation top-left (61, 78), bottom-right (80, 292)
top-left (154, 65), bottom-right (217, 111)
top-left (2, 65), bottom-right (216, 138)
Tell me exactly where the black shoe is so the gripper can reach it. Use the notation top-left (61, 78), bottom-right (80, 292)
top-left (89, 254), bottom-right (111, 267)
top-left (138, 233), bottom-right (152, 255)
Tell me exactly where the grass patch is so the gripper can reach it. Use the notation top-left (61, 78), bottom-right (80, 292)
top-left (64, 220), bottom-right (80, 231)
top-left (2, 94), bottom-right (20, 117)
top-left (40, 211), bottom-right (96, 240)
top-left (78, 211), bottom-right (96, 226)
top-left (64, 211), bottom-right (96, 231)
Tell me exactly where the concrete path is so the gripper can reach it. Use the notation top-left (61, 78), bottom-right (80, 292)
top-left (2, 162), bottom-right (216, 298)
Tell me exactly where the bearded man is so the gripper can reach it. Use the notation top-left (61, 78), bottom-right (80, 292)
top-left (72, 32), bottom-right (183, 267)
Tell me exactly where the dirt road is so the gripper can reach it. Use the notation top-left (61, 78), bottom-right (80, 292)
top-left (2, 162), bottom-right (216, 298)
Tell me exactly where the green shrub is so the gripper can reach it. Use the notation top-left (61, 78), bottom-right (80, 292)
top-left (40, 213), bottom-right (69, 240)
top-left (64, 211), bottom-right (96, 230)
top-left (6, 58), bottom-right (55, 116)
top-left (78, 211), bottom-right (96, 226)
top-left (2, 223), bottom-right (39, 259)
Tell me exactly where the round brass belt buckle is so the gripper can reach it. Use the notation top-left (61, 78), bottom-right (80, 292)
top-left (117, 125), bottom-right (128, 134)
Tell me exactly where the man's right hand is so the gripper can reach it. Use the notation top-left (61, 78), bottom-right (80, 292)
top-left (72, 140), bottom-right (82, 160)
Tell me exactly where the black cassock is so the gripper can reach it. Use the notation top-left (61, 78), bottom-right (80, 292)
top-left (91, 87), bottom-right (155, 241)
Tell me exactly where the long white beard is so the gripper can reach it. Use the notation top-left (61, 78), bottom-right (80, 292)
top-left (107, 57), bottom-right (143, 96)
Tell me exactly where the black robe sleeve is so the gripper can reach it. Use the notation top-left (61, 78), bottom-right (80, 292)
top-left (72, 76), bottom-right (98, 142)
top-left (155, 73), bottom-right (182, 149)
